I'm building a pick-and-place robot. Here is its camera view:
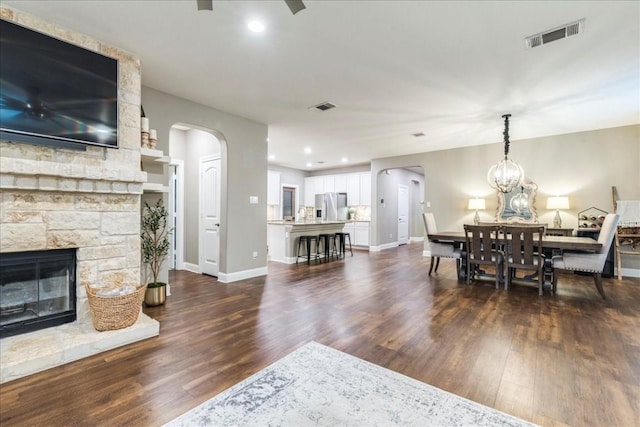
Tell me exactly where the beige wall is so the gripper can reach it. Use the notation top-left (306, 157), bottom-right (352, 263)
top-left (142, 87), bottom-right (268, 280)
top-left (371, 124), bottom-right (640, 270)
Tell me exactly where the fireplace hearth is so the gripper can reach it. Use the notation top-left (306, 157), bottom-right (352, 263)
top-left (0, 249), bottom-right (76, 339)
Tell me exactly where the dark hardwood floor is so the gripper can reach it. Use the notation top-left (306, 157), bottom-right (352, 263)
top-left (1, 243), bottom-right (639, 426)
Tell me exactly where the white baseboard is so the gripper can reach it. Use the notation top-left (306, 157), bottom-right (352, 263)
top-left (369, 242), bottom-right (399, 252)
top-left (218, 266), bottom-right (268, 283)
top-left (616, 267), bottom-right (640, 278)
top-left (183, 262), bottom-right (200, 274)
top-left (410, 236), bottom-right (424, 243)
top-left (423, 250), bottom-right (431, 257)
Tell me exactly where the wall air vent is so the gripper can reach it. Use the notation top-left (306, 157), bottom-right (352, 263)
top-left (310, 102), bottom-right (336, 111)
top-left (525, 18), bottom-right (585, 49)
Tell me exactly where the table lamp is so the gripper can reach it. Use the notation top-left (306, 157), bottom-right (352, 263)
top-left (468, 198), bottom-right (486, 225)
top-left (547, 196), bottom-right (570, 228)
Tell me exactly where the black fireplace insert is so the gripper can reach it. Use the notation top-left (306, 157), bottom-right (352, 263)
top-left (0, 249), bottom-right (77, 338)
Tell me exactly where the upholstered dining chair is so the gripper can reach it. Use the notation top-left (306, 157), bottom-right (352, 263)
top-left (463, 224), bottom-right (504, 289)
top-left (422, 213), bottom-right (462, 276)
top-left (503, 225), bottom-right (546, 295)
top-left (552, 213), bottom-right (620, 298)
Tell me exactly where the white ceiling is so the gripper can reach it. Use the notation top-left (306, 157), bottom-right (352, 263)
top-left (5, 0), bottom-right (639, 171)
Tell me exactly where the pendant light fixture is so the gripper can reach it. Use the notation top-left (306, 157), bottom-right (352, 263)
top-left (487, 114), bottom-right (525, 193)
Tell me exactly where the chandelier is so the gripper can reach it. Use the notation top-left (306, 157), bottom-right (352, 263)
top-left (487, 114), bottom-right (525, 193)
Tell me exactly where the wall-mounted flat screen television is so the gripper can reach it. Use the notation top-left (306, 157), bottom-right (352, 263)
top-left (0, 19), bottom-right (118, 149)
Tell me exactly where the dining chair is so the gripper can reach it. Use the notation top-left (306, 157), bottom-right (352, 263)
top-left (552, 213), bottom-right (620, 298)
top-left (422, 213), bottom-right (462, 276)
top-left (503, 225), bottom-right (546, 295)
top-left (463, 224), bottom-right (504, 289)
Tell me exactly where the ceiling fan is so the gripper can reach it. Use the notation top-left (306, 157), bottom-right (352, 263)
top-left (197, 0), bottom-right (306, 15)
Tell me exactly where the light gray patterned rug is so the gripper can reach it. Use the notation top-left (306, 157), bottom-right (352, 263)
top-left (165, 341), bottom-right (537, 427)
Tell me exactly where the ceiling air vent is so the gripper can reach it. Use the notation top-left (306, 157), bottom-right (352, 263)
top-left (310, 102), bottom-right (336, 112)
top-left (525, 18), bottom-right (585, 49)
top-left (412, 132), bottom-right (425, 138)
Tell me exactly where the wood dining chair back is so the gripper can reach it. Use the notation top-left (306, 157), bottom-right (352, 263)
top-left (552, 213), bottom-right (620, 298)
top-left (503, 225), bottom-right (546, 295)
top-left (463, 224), bottom-right (504, 289)
top-left (422, 213), bottom-right (461, 276)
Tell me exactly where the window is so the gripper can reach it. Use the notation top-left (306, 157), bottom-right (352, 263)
top-left (282, 187), bottom-right (295, 220)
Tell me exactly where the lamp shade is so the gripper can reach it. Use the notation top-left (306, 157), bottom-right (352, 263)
top-left (468, 198), bottom-right (486, 210)
top-left (547, 196), bottom-right (570, 210)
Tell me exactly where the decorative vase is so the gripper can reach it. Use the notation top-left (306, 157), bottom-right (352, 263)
top-left (144, 283), bottom-right (166, 306)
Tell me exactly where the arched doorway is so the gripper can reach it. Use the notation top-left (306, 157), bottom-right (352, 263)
top-left (169, 124), bottom-right (223, 277)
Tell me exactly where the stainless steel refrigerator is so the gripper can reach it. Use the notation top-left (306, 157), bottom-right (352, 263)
top-left (315, 192), bottom-right (348, 221)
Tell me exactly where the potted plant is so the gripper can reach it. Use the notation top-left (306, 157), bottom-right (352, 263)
top-left (141, 198), bottom-right (172, 306)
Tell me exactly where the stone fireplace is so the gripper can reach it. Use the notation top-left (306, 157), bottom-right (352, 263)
top-left (0, 6), bottom-right (159, 384)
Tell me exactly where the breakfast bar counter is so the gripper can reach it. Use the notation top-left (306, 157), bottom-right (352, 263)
top-left (268, 221), bottom-right (347, 264)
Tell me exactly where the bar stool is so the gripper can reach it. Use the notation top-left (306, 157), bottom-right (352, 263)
top-left (334, 232), bottom-right (353, 258)
top-left (296, 235), bottom-right (319, 264)
top-left (317, 233), bottom-right (337, 262)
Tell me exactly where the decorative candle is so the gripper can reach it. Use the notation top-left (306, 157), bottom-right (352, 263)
top-left (141, 117), bottom-right (149, 131)
top-left (149, 129), bottom-right (157, 140)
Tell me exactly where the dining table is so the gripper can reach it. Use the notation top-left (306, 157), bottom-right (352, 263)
top-left (427, 230), bottom-right (602, 286)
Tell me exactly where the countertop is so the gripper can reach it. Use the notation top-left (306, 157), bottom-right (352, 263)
top-left (267, 220), bottom-right (347, 225)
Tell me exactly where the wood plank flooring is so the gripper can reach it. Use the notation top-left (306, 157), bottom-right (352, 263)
top-left (1, 243), bottom-right (639, 426)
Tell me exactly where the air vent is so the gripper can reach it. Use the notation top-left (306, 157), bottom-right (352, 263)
top-left (412, 132), bottom-right (425, 138)
top-left (525, 18), bottom-right (585, 49)
top-left (310, 102), bottom-right (336, 111)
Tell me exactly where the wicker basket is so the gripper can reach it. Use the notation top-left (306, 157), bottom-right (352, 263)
top-left (85, 284), bottom-right (147, 331)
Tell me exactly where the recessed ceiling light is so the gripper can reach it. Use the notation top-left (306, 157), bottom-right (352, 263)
top-left (247, 20), bottom-right (265, 33)
top-left (268, 154), bottom-right (275, 160)
top-left (304, 147), bottom-right (312, 154)
top-left (306, 162), bottom-right (313, 167)
top-left (341, 157), bottom-right (348, 163)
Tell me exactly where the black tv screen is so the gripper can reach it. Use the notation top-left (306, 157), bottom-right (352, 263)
top-left (0, 19), bottom-right (118, 149)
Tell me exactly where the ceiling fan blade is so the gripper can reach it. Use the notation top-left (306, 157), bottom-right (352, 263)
top-left (284, 0), bottom-right (306, 15)
top-left (197, 0), bottom-right (213, 11)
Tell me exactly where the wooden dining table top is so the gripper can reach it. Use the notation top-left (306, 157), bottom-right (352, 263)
top-left (428, 231), bottom-right (602, 251)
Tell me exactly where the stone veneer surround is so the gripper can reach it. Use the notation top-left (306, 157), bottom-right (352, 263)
top-left (0, 6), bottom-right (159, 383)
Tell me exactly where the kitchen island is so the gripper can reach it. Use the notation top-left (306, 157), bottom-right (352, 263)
top-left (267, 220), bottom-right (347, 264)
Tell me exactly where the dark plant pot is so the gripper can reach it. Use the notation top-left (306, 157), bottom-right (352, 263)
top-left (144, 282), bottom-right (166, 306)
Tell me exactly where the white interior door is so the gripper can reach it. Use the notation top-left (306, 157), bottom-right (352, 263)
top-left (398, 184), bottom-right (409, 245)
top-left (200, 155), bottom-right (221, 276)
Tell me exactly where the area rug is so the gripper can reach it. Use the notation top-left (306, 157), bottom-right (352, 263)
top-left (165, 341), bottom-right (536, 427)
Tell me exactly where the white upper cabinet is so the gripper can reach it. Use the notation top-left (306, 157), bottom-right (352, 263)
top-left (267, 171), bottom-right (281, 205)
top-left (347, 174), bottom-right (361, 206)
top-left (304, 177), bottom-right (315, 206)
top-left (335, 175), bottom-right (347, 193)
top-left (323, 175), bottom-right (335, 193)
top-left (359, 172), bottom-right (371, 206)
top-left (313, 176), bottom-right (324, 196)
top-left (304, 172), bottom-right (371, 207)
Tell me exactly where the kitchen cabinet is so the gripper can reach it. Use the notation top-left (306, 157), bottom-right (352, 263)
top-left (335, 175), bottom-right (347, 193)
top-left (313, 176), bottom-right (325, 196)
top-left (304, 177), bottom-right (315, 206)
top-left (359, 173), bottom-right (371, 206)
top-left (347, 174), bottom-right (361, 205)
top-left (323, 175), bottom-right (335, 193)
top-left (305, 172), bottom-right (372, 207)
top-left (354, 221), bottom-right (370, 246)
top-left (267, 171), bottom-right (280, 205)
top-left (342, 221), bottom-right (370, 248)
